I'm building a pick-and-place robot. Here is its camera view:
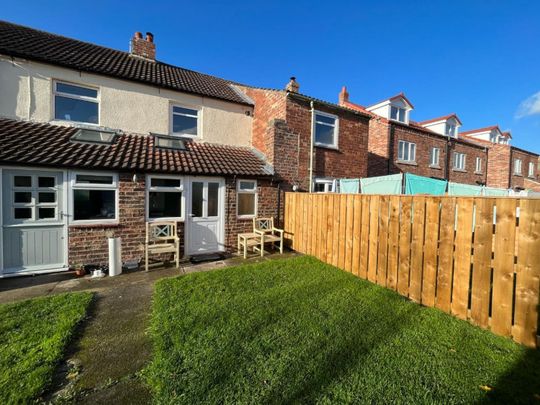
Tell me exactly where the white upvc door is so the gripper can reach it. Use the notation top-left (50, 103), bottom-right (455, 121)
top-left (186, 177), bottom-right (225, 255)
top-left (1, 168), bottom-right (68, 274)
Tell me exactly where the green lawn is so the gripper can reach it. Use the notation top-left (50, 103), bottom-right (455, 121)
top-left (146, 256), bottom-right (540, 404)
top-left (0, 292), bottom-right (93, 403)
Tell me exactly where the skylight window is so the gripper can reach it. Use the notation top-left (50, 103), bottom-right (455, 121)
top-left (154, 134), bottom-right (186, 150)
top-left (71, 128), bottom-right (116, 144)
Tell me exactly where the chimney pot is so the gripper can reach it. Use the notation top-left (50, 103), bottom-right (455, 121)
top-left (286, 77), bottom-right (300, 93)
top-left (339, 86), bottom-right (349, 105)
top-left (134, 31), bottom-right (142, 39)
top-left (130, 30), bottom-right (156, 60)
top-left (146, 32), bottom-right (154, 43)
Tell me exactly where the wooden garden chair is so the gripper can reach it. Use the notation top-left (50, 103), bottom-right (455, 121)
top-left (253, 217), bottom-right (284, 255)
top-left (145, 221), bottom-right (180, 271)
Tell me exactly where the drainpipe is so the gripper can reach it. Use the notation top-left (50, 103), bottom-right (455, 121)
top-left (387, 123), bottom-right (394, 174)
top-left (444, 137), bottom-right (452, 181)
top-left (309, 100), bottom-right (315, 192)
top-left (276, 181), bottom-right (281, 227)
top-left (508, 147), bottom-right (513, 189)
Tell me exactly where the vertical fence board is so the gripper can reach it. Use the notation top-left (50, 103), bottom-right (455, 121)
top-left (377, 197), bottom-right (390, 286)
top-left (436, 198), bottom-right (456, 313)
top-left (422, 198), bottom-right (441, 307)
top-left (387, 196), bottom-right (400, 290)
top-left (345, 195), bottom-right (355, 272)
top-left (513, 199), bottom-right (540, 347)
top-left (332, 195), bottom-right (341, 267)
top-left (397, 197), bottom-right (412, 296)
top-left (359, 197), bottom-right (370, 279)
top-left (409, 197), bottom-right (426, 303)
top-left (338, 195), bottom-right (348, 270)
top-left (451, 198), bottom-right (474, 320)
top-left (351, 196), bottom-right (362, 276)
top-left (325, 195), bottom-right (335, 264)
top-left (470, 198), bottom-right (495, 328)
top-left (367, 196), bottom-right (380, 282)
top-left (491, 198), bottom-right (517, 337)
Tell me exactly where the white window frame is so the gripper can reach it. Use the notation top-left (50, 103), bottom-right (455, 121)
top-left (453, 152), bottom-right (466, 171)
top-left (475, 157), bottom-right (483, 173)
top-left (397, 140), bottom-right (416, 163)
top-left (236, 179), bottom-right (258, 219)
top-left (313, 178), bottom-right (336, 193)
top-left (313, 111), bottom-right (339, 149)
top-left (528, 162), bottom-right (535, 178)
top-left (170, 104), bottom-right (201, 138)
top-left (53, 80), bottom-right (100, 125)
top-left (514, 159), bottom-right (522, 175)
top-left (390, 105), bottom-right (407, 123)
top-left (446, 124), bottom-right (456, 137)
top-left (69, 171), bottom-right (118, 225)
top-left (146, 175), bottom-right (185, 222)
top-left (429, 147), bottom-right (440, 167)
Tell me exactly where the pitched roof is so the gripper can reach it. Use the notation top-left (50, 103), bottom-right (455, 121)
top-left (367, 92), bottom-right (415, 110)
top-left (0, 20), bottom-right (251, 106)
top-left (0, 118), bottom-right (272, 177)
top-left (418, 113), bottom-right (463, 126)
top-left (460, 125), bottom-right (502, 136)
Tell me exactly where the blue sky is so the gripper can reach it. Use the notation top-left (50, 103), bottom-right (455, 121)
top-left (3, 1), bottom-right (539, 151)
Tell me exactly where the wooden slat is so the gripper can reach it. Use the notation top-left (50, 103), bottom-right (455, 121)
top-left (351, 195), bottom-right (362, 276)
top-left (325, 195), bottom-right (335, 264)
top-left (332, 195), bottom-right (341, 267)
top-left (359, 196), bottom-right (370, 279)
top-left (513, 199), bottom-right (540, 347)
top-left (377, 196), bottom-right (390, 286)
top-left (386, 196), bottom-right (400, 290)
top-left (491, 198), bottom-right (517, 336)
top-left (312, 195), bottom-right (319, 258)
top-left (397, 197), bottom-right (412, 296)
top-left (367, 195), bottom-right (380, 282)
top-left (422, 197), bottom-right (441, 307)
top-left (451, 198), bottom-right (474, 320)
top-left (470, 198), bottom-right (495, 328)
top-left (436, 198), bottom-right (456, 313)
top-left (344, 194), bottom-right (355, 272)
top-left (409, 196), bottom-right (426, 303)
top-left (338, 195), bottom-right (348, 269)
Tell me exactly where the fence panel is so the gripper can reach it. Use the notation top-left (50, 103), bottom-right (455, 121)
top-left (284, 193), bottom-right (540, 347)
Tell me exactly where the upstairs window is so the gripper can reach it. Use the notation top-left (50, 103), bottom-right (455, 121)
top-left (54, 81), bottom-right (99, 124)
top-left (390, 106), bottom-right (406, 122)
top-left (475, 157), bottom-right (483, 173)
top-left (453, 152), bottom-right (466, 170)
top-left (430, 147), bottom-right (440, 167)
top-left (171, 105), bottom-right (199, 137)
top-left (529, 162), bottom-right (535, 178)
top-left (313, 178), bottom-right (336, 193)
top-left (398, 140), bottom-right (416, 163)
top-left (314, 112), bottom-right (338, 148)
top-left (446, 124), bottom-right (457, 137)
top-left (514, 159), bottom-right (522, 175)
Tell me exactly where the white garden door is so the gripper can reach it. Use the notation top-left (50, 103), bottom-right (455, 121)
top-left (187, 178), bottom-right (225, 255)
top-left (2, 169), bottom-right (67, 274)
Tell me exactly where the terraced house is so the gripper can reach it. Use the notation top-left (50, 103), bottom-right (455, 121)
top-left (0, 21), bottom-right (280, 276)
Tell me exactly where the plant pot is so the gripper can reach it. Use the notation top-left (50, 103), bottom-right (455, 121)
top-left (75, 268), bottom-right (85, 277)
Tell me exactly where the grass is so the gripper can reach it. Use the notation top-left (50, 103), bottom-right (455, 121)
top-left (0, 292), bottom-right (93, 403)
top-left (146, 256), bottom-right (540, 404)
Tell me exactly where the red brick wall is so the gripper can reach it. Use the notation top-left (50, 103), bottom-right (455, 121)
top-left (448, 141), bottom-right (488, 185)
top-left (367, 117), bottom-right (391, 177)
top-left (484, 143), bottom-right (512, 188)
top-left (510, 148), bottom-right (539, 189)
top-left (524, 178), bottom-right (540, 192)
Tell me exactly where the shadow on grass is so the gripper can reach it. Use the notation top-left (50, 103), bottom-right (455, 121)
top-left (477, 346), bottom-right (540, 404)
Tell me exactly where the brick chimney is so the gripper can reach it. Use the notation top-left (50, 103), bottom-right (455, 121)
top-left (130, 31), bottom-right (156, 60)
top-left (285, 77), bottom-right (300, 93)
top-left (339, 86), bottom-right (349, 105)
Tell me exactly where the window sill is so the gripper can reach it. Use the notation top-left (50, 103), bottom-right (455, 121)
top-left (315, 143), bottom-right (339, 151)
top-left (452, 168), bottom-right (467, 173)
top-left (69, 222), bottom-right (119, 229)
top-left (474, 171), bottom-right (483, 175)
top-left (396, 160), bottom-right (417, 166)
top-left (429, 165), bottom-right (442, 170)
top-left (513, 174), bottom-right (522, 177)
top-left (51, 119), bottom-right (100, 127)
top-left (237, 215), bottom-right (256, 220)
top-left (147, 217), bottom-right (184, 223)
top-left (528, 176), bottom-right (537, 179)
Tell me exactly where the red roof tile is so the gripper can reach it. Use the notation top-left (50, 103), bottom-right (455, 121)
top-left (418, 113), bottom-right (463, 126)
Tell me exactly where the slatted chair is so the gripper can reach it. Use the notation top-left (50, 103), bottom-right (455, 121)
top-left (145, 221), bottom-right (180, 271)
top-left (253, 217), bottom-right (284, 255)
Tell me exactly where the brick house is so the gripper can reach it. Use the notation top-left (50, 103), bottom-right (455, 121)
top-left (0, 21), bottom-right (279, 276)
top-left (460, 127), bottom-right (540, 191)
top-left (339, 88), bottom-right (488, 185)
top-left (236, 79), bottom-right (371, 192)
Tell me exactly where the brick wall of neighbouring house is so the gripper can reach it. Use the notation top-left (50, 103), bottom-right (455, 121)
top-left (510, 148), bottom-right (539, 189)
top-left (524, 178), bottom-right (540, 192)
top-left (448, 141), bottom-right (488, 185)
top-left (367, 117), bottom-right (391, 177)
top-left (483, 143), bottom-right (512, 188)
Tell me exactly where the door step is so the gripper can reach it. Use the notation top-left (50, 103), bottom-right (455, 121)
top-left (189, 253), bottom-right (226, 264)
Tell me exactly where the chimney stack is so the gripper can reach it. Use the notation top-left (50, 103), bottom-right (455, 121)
top-left (130, 31), bottom-right (156, 61)
top-left (285, 77), bottom-right (300, 93)
top-left (338, 86), bottom-right (349, 105)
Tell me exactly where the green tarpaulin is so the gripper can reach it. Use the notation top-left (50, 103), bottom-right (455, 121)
top-left (339, 179), bottom-right (360, 193)
top-left (483, 187), bottom-right (508, 196)
top-left (360, 174), bottom-right (403, 195)
top-left (405, 173), bottom-right (447, 195)
top-left (448, 182), bottom-right (482, 196)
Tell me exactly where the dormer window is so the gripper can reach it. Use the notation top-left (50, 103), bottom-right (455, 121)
top-left (446, 124), bottom-right (456, 137)
top-left (390, 106), bottom-right (406, 122)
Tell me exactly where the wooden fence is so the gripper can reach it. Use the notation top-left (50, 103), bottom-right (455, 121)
top-left (284, 193), bottom-right (540, 347)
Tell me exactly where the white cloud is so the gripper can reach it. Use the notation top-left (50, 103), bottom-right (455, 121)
top-left (516, 91), bottom-right (540, 118)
